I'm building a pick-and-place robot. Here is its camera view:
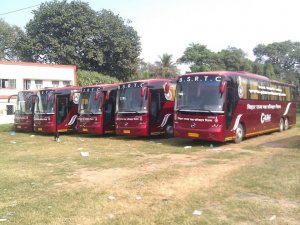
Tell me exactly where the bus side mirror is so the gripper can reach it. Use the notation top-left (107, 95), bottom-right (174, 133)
top-left (141, 87), bottom-right (146, 97)
top-left (164, 82), bottom-right (170, 94)
top-left (105, 90), bottom-right (110, 101)
top-left (219, 80), bottom-right (227, 94)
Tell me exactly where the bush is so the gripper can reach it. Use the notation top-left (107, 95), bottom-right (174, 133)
top-left (77, 70), bottom-right (119, 86)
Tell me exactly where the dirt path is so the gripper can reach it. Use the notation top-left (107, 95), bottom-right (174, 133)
top-left (74, 129), bottom-right (299, 196)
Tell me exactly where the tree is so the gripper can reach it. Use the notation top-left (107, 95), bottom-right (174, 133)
top-left (77, 70), bottom-right (119, 86)
top-left (179, 44), bottom-right (252, 72)
top-left (0, 19), bottom-right (24, 61)
top-left (253, 41), bottom-right (300, 83)
top-left (17, 0), bottom-right (141, 81)
top-left (178, 43), bottom-right (221, 72)
top-left (217, 47), bottom-right (252, 71)
top-left (154, 53), bottom-right (179, 78)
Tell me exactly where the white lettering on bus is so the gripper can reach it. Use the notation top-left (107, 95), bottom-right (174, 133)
top-left (204, 76), bottom-right (208, 81)
top-left (261, 113), bottom-right (271, 124)
top-left (247, 104), bottom-right (281, 110)
top-left (215, 76), bottom-right (221, 82)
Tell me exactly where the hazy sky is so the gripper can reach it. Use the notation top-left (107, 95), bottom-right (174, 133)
top-left (1, 0), bottom-right (300, 70)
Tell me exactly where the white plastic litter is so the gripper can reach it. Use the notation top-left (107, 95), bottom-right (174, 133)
top-left (0, 218), bottom-right (7, 222)
top-left (136, 196), bottom-right (142, 200)
top-left (108, 195), bottom-right (116, 200)
top-left (80, 151), bottom-right (89, 157)
top-left (184, 146), bottom-right (192, 149)
top-left (10, 141), bottom-right (16, 144)
top-left (192, 210), bottom-right (202, 216)
top-left (269, 215), bottom-right (276, 221)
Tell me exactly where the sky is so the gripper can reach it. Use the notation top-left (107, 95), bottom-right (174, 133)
top-left (1, 0), bottom-right (300, 72)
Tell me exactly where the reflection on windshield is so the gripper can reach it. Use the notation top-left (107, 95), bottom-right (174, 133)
top-left (78, 91), bottom-right (102, 114)
top-left (35, 91), bottom-right (55, 114)
top-left (16, 92), bottom-right (34, 114)
top-left (117, 88), bottom-right (147, 113)
top-left (176, 76), bottom-right (225, 112)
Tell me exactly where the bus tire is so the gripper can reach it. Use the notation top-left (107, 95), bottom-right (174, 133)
top-left (165, 124), bottom-right (174, 138)
top-left (234, 124), bottom-right (244, 144)
top-left (279, 118), bottom-right (284, 132)
top-left (284, 118), bottom-right (289, 130)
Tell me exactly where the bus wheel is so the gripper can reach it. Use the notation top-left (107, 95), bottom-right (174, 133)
top-left (284, 118), bottom-right (289, 130)
top-left (165, 124), bottom-right (174, 138)
top-left (279, 118), bottom-right (284, 132)
top-left (234, 124), bottom-right (244, 144)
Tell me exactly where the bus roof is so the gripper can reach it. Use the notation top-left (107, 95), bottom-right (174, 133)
top-left (39, 86), bottom-right (81, 92)
top-left (82, 83), bottom-right (119, 90)
top-left (181, 71), bottom-right (269, 81)
top-left (120, 78), bottom-right (174, 85)
top-left (180, 71), bottom-right (297, 87)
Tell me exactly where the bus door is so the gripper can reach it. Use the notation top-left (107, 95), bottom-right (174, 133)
top-left (104, 90), bottom-right (117, 132)
top-left (56, 95), bottom-right (69, 127)
top-left (149, 90), bottom-right (160, 127)
top-left (225, 79), bottom-right (237, 130)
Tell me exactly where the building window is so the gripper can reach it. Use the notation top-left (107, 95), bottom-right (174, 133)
top-left (52, 80), bottom-right (59, 87)
top-left (63, 81), bottom-right (71, 86)
top-left (35, 80), bottom-right (43, 89)
top-left (0, 79), bottom-right (16, 89)
top-left (24, 80), bottom-right (31, 90)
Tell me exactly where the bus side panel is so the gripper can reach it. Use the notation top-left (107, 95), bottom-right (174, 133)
top-left (225, 101), bottom-right (296, 140)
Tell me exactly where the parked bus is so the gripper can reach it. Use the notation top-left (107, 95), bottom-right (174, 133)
top-left (34, 86), bottom-right (81, 138)
top-left (174, 71), bottom-right (297, 143)
top-left (8, 90), bottom-right (37, 132)
top-left (77, 84), bottom-right (118, 135)
top-left (115, 79), bottom-right (176, 137)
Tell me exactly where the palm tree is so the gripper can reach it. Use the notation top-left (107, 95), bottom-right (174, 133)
top-left (155, 53), bottom-right (179, 78)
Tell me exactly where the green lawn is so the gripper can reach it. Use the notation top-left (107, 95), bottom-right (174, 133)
top-left (0, 117), bottom-right (299, 225)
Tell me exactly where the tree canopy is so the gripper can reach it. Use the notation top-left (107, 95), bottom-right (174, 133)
top-left (17, 0), bottom-right (141, 81)
top-left (0, 19), bottom-right (24, 61)
top-left (178, 44), bottom-right (252, 72)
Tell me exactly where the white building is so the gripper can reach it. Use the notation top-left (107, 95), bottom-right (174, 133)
top-left (0, 61), bottom-right (77, 123)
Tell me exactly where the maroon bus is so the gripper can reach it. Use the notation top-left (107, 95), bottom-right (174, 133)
top-left (77, 84), bottom-right (118, 135)
top-left (174, 71), bottom-right (297, 143)
top-left (115, 79), bottom-right (176, 137)
top-left (9, 90), bottom-right (37, 132)
top-left (34, 86), bottom-right (81, 137)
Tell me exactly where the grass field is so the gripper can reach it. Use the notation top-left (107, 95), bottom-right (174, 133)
top-left (0, 115), bottom-right (299, 225)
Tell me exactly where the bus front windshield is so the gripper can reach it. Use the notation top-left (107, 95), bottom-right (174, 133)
top-left (116, 85), bottom-right (148, 113)
top-left (78, 91), bottom-right (102, 115)
top-left (176, 75), bottom-right (225, 113)
top-left (35, 91), bottom-right (55, 114)
top-left (16, 91), bottom-right (34, 114)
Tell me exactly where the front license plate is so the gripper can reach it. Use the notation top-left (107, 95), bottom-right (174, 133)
top-left (82, 128), bottom-right (88, 132)
top-left (123, 130), bottom-right (130, 134)
top-left (188, 132), bottom-right (199, 138)
top-left (17, 125), bottom-right (21, 128)
top-left (38, 128), bottom-right (42, 131)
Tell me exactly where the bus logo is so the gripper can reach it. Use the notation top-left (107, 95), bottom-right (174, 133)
top-left (261, 113), bottom-right (271, 124)
top-left (191, 123), bottom-right (196, 128)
